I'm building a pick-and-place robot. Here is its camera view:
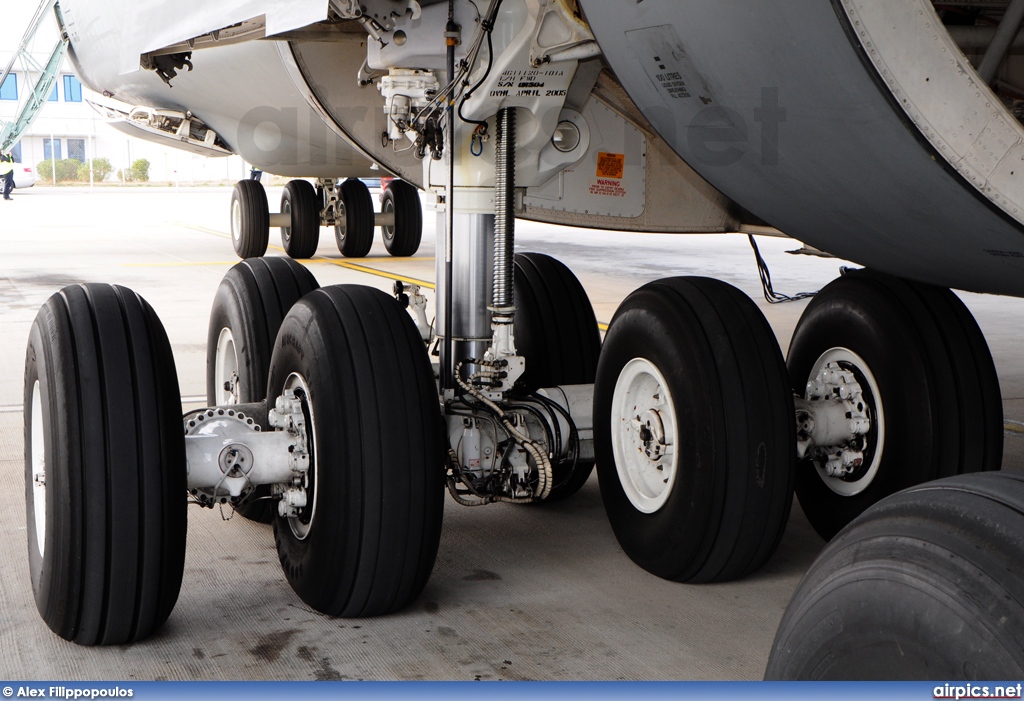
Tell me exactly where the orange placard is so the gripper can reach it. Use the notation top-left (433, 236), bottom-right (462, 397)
top-left (596, 152), bottom-right (625, 179)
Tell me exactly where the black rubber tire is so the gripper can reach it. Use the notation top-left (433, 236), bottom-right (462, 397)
top-left (267, 285), bottom-right (445, 616)
top-left (787, 270), bottom-right (1002, 541)
top-left (381, 180), bottom-right (423, 257)
top-left (766, 472), bottom-right (1024, 679)
top-left (513, 252), bottom-right (602, 501)
top-left (230, 179), bottom-right (270, 259)
top-left (206, 258), bottom-right (319, 523)
top-left (25, 284), bottom-right (186, 645)
top-left (280, 180), bottom-right (320, 259)
top-left (335, 179), bottom-right (375, 258)
top-left (594, 277), bottom-right (795, 583)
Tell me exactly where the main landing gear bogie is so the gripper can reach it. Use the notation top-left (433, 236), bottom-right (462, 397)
top-left (765, 269), bottom-right (1009, 679)
top-left (786, 269), bottom-right (1002, 541)
top-left (229, 177), bottom-right (425, 260)
top-left (26, 267), bottom-right (447, 643)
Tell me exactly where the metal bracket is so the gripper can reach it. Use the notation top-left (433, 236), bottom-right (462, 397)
top-left (184, 395), bottom-right (309, 510)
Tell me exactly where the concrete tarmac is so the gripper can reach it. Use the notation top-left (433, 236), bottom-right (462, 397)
top-left (1, 186), bottom-right (1022, 680)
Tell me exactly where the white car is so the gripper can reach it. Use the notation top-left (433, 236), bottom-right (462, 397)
top-left (12, 164), bottom-right (36, 189)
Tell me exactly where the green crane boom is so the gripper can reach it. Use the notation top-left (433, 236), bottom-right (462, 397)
top-left (0, 0), bottom-right (69, 153)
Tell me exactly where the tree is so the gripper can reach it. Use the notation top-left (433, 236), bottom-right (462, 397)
top-left (131, 158), bottom-right (150, 183)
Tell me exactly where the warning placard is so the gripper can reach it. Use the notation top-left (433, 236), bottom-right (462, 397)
top-left (589, 178), bottom-right (627, 198)
top-left (596, 152), bottom-right (625, 179)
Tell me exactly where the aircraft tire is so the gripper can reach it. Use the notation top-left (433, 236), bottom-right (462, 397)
top-left (335, 179), bottom-right (374, 258)
top-left (268, 285), bottom-right (444, 616)
top-left (231, 179), bottom-right (270, 259)
top-left (207, 258), bottom-right (320, 523)
top-left (787, 270), bottom-right (1001, 541)
top-left (280, 180), bottom-right (320, 259)
top-left (381, 180), bottom-right (423, 257)
top-left (594, 277), bottom-right (794, 582)
top-left (513, 252), bottom-right (602, 501)
top-left (25, 284), bottom-right (186, 645)
top-left (765, 472), bottom-right (1024, 679)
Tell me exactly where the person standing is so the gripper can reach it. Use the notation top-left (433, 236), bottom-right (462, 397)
top-left (0, 152), bottom-right (14, 200)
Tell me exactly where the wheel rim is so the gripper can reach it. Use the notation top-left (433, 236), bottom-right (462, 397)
top-left (610, 358), bottom-right (679, 514)
top-left (381, 196), bottom-right (395, 243)
top-left (30, 380), bottom-right (46, 559)
top-left (284, 372), bottom-right (317, 540)
top-left (281, 198), bottom-right (292, 245)
top-left (231, 198), bottom-right (242, 246)
top-left (806, 347), bottom-right (886, 497)
top-left (214, 327), bottom-right (240, 405)
top-left (335, 196), bottom-right (347, 247)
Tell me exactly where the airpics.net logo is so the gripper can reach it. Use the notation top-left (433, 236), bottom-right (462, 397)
top-left (934, 683), bottom-right (1024, 699)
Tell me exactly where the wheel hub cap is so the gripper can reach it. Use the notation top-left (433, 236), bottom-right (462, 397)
top-left (799, 348), bottom-right (885, 497)
top-left (282, 373), bottom-right (317, 540)
top-left (611, 358), bottom-right (679, 514)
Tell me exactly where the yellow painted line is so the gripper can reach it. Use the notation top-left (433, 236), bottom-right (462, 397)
top-left (1005, 422), bottom-right (1024, 436)
top-left (174, 221), bottom-right (606, 324)
top-left (124, 261), bottom-right (238, 267)
top-left (177, 223), bottom-right (231, 239)
top-left (175, 221), bottom-right (436, 289)
top-left (317, 258), bottom-right (436, 289)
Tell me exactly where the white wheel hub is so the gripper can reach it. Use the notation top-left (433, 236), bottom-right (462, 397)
top-left (231, 198), bottom-right (242, 246)
top-left (214, 327), bottom-right (240, 406)
top-left (799, 347), bottom-right (885, 497)
top-left (282, 373), bottom-right (317, 540)
top-left (30, 380), bottom-right (46, 559)
top-left (281, 198), bottom-right (292, 243)
top-left (381, 195), bottom-right (395, 242)
top-left (610, 358), bottom-right (679, 514)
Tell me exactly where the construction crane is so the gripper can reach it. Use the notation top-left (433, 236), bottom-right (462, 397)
top-left (0, 0), bottom-right (67, 153)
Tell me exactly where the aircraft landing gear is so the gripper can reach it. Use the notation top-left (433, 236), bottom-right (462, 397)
top-left (766, 472), bottom-right (1024, 678)
top-left (279, 180), bottom-right (320, 259)
top-left (267, 285), bottom-right (444, 616)
top-left (229, 177), bottom-right (425, 260)
top-left (594, 277), bottom-right (795, 582)
top-left (334, 178), bottom-right (375, 258)
top-left (230, 179), bottom-right (270, 258)
top-left (765, 270), bottom-right (1009, 678)
top-left (25, 284), bottom-right (186, 645)
top-left (380, 179), bottom-right (424, 258)
top-left (787, 270), bottom-right (1002, 540)
top-left (206, 258), bottom-right (320, 523)
top-left (512, 252), bottom-right (602, 501)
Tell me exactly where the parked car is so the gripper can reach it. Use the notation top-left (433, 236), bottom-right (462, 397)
top-left (12, 165), bottom-right (36, 189)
